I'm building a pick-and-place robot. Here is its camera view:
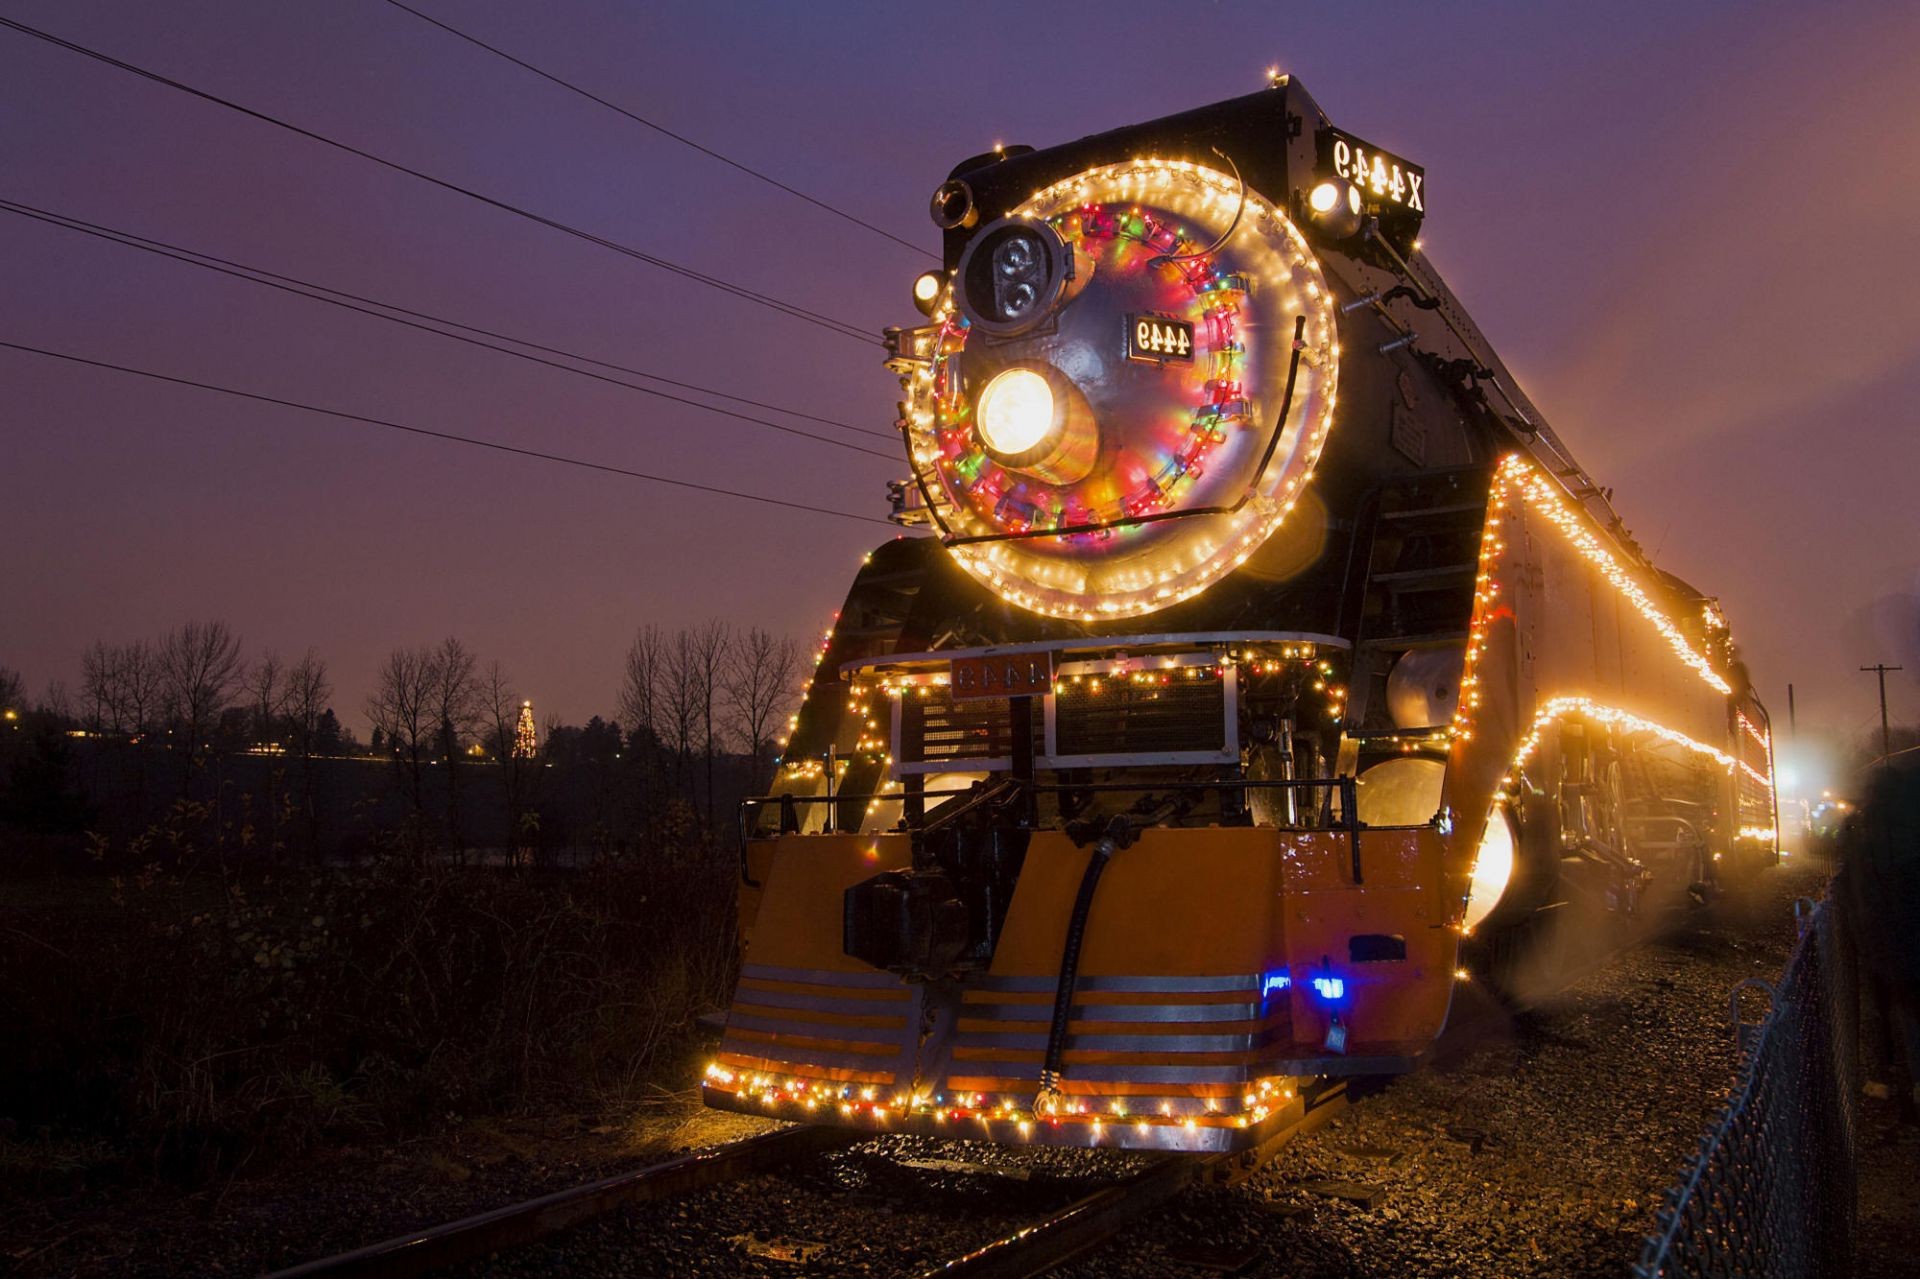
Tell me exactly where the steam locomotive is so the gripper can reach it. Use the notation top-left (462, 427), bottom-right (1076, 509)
top-left (701, 79), bottom-right (1777, 1154)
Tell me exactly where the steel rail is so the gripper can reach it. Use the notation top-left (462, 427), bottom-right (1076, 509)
top-left (917, 1084), bottom-right (1349, 1278)
top-left (262, 1124), bottom-right (850, 1279)
top-left (919, 1156), bottom-right (1201, 1278)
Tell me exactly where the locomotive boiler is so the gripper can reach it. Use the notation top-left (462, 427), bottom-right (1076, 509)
top-left (701, 79), bottom-right (1778, 1155)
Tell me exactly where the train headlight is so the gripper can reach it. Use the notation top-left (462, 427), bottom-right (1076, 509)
top-left (954, 217), bottom-right (1078, 336)
top-left (1462, 805), bottom-right (1517, 934)
top-left (976, 368), bottom-right (1055, 455)
top-left (1306, 179), bottom-right (1364, 239)
top-left (972, 363), bottom-right (1099, 486)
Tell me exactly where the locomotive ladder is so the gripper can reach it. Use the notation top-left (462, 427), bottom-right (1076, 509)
top-left (1343, 468), bottom-right (1493, 735)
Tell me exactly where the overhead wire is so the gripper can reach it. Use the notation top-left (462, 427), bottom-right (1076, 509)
top-left (0, 339), bottom-right (898, 526)
top-left (379, 0), bottom-right (935, 262)
top-left (0, 15), bottom-right (880, 345)
top-left (0, 198), bottom-right (897, 458)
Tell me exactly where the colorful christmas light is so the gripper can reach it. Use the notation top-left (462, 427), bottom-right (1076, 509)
top-left (900, 160), bottom-right (1340, 621)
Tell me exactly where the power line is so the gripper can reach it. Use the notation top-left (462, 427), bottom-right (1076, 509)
top-left (0, 198), bottom-right (897, 458)
top-left (1, 198), bottom-right (889, 440)
top-left (0, 339), bottom-right (896, 526)
top-left (380, 0), bottom-right (936, 262)
top-left (0, 15), bottom-right (878, 345)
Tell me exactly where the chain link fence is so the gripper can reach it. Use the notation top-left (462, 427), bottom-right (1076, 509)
top-left (1634, 882), bottom-right (1858, 1277)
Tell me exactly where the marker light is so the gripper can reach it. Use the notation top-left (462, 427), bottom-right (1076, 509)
top-left (1310, 976), bottom-right (1346, 1001)
top-left (911, 270), bottom-right (943, 316)
top-left (1306, 179), bottom-right (1363, 239)
top-left (976, 367), bottom-right (1055, 455)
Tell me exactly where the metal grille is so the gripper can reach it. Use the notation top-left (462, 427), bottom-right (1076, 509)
top-left (1634, 884), bottom-right (1858, 1278)
top-left (1053, 676), bottom-right (1226, 757)
top-left (901, 692), bottom-right (1041, 767)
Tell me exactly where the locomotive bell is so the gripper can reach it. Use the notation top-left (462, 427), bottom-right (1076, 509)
top-left (1386, 646), bottom-right (1466, 729)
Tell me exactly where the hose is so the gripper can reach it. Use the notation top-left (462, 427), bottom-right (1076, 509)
top-left (1035, 800), bottom-right (1184, 1112)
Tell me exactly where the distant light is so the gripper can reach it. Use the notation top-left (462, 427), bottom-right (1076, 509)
top-left (1311, 976), bottom-right (1345, 1001)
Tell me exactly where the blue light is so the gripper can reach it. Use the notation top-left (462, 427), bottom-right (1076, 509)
top-left (1260, 972), bottom-right (1292, 998)
top-left (1311, 976), bottom-right (1346, 1001)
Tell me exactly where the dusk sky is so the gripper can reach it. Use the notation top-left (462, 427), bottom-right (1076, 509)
top-left (5, 1), bottom-right (1918, 764)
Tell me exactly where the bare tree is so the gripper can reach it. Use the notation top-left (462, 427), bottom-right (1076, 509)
top-left (286, 649), bottom-right (332, 856)
top-left (479, 659), bottom-right (528, 853)
top-left (725, 627), bottom-right (799, 795)
top-left (242, 650), bottom-right (290, 850)
top-left (158, 620), bottom-right (246, 794)
top-left (618, 626), bottom-right (668, 837)
top-left (119, 641), bottom-right (162, 735)
top-left (246, 650), bottom-right (287, 745)
top-left (617, 626), bottom-right (666, 753)
top-left (80, 641), bottom-right (123, 732)
top-left (39, 680), bottom-right (74, 723)
top-left (688, 620), bottom-right (733, 831)
top-left (428, 637), bottom-right (483, 851)
top-left (0, 664), bottom-right (24, 717)
top-left (79, 640), bottom-right (166, 736)
top-left (286, 651), bottom-right (332, 755)
top-left (662, 629), bottom-right (703, 803)
top-left (37, 680), bottom-right (75, 728)
top-left (366, 645), bottom-right (437, 831)
top-left (480, 660), bottom-right (519, 760)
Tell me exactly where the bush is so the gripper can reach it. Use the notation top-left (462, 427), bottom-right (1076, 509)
top-left (0, 819), bottom-right (736, 1186)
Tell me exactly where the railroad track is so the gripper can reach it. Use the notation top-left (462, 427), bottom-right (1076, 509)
top-left (265, 1086), bottom-right (1348, 1279)
top-left (263, 1125), bottom-right (850, 1278)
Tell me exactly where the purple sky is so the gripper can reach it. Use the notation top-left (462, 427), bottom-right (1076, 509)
top-left (4, 1), bottom-right (1918, 764)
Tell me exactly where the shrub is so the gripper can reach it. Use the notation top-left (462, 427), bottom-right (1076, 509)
top-left (0, 820), bottom-right (736, 1185)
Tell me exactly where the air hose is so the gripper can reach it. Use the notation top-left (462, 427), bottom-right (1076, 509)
top-left (1035, 801), bottom-right (1182, 1113)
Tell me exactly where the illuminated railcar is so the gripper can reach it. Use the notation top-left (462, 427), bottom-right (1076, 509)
top-left (702, 80), bottom-right (1776, 1153)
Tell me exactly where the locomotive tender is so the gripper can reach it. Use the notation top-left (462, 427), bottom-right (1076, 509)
top-left (702, 79), bottom-right (1777, 1155)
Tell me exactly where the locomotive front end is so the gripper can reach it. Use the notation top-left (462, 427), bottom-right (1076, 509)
top-left (899, 158), bottom-right (1339, 619)
top-left (701, 84), bottom-right (1464, 1155)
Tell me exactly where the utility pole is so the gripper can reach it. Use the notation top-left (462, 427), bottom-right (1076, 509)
top-left (1787, 683), bottom-right (1796, 736)
top-left (1860, 664), bottom-right (1903, 767)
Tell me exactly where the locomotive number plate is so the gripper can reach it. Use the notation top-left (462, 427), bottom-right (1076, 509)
top-left (1127, 315), bottom-right (1194, 364)
top-left (949, 651), bottom-right (1056, 701)
top-left (1320, 127), bottom-right (1425, 215)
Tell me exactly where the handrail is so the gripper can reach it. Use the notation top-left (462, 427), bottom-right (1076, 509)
top-left (738, 775), bottom-right (1367, 885)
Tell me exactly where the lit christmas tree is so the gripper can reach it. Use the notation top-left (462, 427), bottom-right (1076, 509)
top-left (512, 700), bottom-right (538, 760)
